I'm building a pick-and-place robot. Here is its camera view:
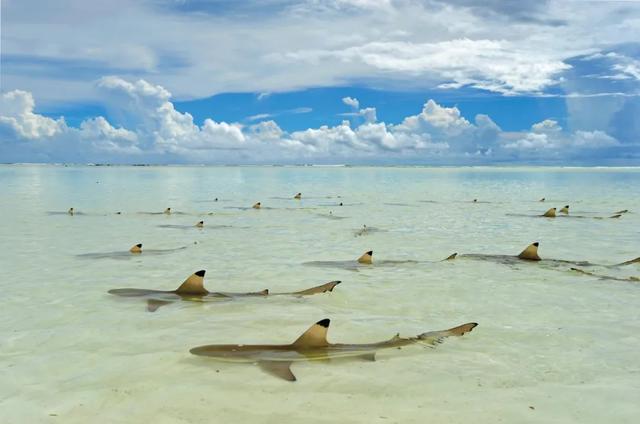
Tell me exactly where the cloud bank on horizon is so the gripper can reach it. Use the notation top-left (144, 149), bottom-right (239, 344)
top-left (1, 0), bottom-right (639, 164)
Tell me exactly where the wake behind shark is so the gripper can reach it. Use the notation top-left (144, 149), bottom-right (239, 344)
top-left (108, 270), bottom-right (341, 311)
top-left (303, 251), bottom-right (418, 271)
top-left (447, 242), bottom-right (639, 269)
top-left (507, 206), bottom-right (626, 220)
top-left (190, 319), bottom-right (478, 381)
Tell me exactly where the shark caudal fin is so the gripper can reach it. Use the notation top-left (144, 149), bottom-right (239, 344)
top-left (175, 270), bottom-right (208, 295)
top-left (614, 257), bottom-right (640, 267)
top-left (291, 281), bottom-right (341, 296)
top-left (357, 251), bottom-right (373, 264)
top-left (294, 193), bottom-right (302, 199)
top-left (292, 319), bottom-right (330, 348)
top-left (444, 253), bottom-right (458, 261)
top-left (539, 197), bottom-right (545, 202)
top-left (68, 207), bottom-right (75, 215)
top-left (195, 220), bottom-right (204, 228)
top-left (517, 242), bottom-right (541, 261)
top-left (417, 322), bottom-right (478, 346)
top-left (542, 208), bottom-right (556, 217)
top-left (164, 207), bottom-right (171, 214)
top-left (560, 205), bottom-right (570, 214)
top-left (129, 243), bottom-right (143, 253)
top-left (252, 202), bottom-right (261, 209)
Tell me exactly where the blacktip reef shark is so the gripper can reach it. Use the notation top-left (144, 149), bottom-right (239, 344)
top-left (157, 220), bottom-right (218, 229)
top-left (108, 270), bottom-right (342, 312)
top-left (446, 242), bottom-right (640, 269)
top-left (303, 250), bottom-right (418, 271)
top-left (77, 243), bottom-right (187, 260)
top-left (508, 206), bottom-right (624, 219)
top-left (353, 225), bottom-right (386, 237)
top-left (189, 319), bottom-right (478, 382)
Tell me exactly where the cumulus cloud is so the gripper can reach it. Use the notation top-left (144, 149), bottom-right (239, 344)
top-left (0, 77), bottom-right (625, 164)
top-left (0, 90), bottom-right (66, 139)
top-left (342, 96), bottom-right (360, 109)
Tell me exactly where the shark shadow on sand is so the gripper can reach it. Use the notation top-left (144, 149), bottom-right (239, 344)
top-left (108, 270), bottom-right (341, 312)
top-left (190, 319), bottom-right (478, 382)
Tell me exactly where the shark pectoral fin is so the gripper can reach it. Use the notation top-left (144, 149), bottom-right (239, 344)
top-left (258, 361), bottom-right (296, 382)
top-left (147, 299), bottom-right (173, 312)
top-left (356, 353), bottom-right (376, 362)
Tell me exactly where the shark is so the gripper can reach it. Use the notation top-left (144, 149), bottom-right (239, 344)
top-left (157, 220), bottom-right (216, 229)
top-left (189, 319), bottom-right (478, 382)
top-left (303, 250), bottom-right (418, 271)
top-left (508, 206), bottom-right (624, 219)
top-left (570, 267), bottom-right (640, 282)
top-left (108, 270), bottom-right (341, 311)
top-left (353, 225), bottom-right (386, 237)
top-left (446, 242), bottom-right (640, 269)
top-left (77, 243), bottom-right (187, 260)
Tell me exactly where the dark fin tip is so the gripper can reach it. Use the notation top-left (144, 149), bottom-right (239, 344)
top-left (136, 243), bottom-right (142, 248)
top-left (564, 205), bottom-right (569, 208)
top-left (533, 242), bottom-right (539, 246)
top-left (366, 250), bottom-right (373, 255)
top-left (316, 318), bottom-right (330, 328)
top-left (195, 270), bottom-right (206, 277)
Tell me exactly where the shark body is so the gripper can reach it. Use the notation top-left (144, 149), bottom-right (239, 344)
top-left (190, 319), bottom-right (478, 381)
top-left (108, 270), bottom-right (341, 311)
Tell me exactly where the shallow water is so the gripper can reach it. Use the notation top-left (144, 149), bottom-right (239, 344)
top-left (1, 165), bottom-right (639, 424)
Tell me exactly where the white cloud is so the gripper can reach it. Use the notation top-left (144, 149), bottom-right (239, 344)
top-left (0, 90), bottom-right (66, 139)
top-left (342, 96), bottom-right (360, 109)
top-left (286, 39), bottom-right (572, 94)
top-left (0, 78), bottom-right (624, 163)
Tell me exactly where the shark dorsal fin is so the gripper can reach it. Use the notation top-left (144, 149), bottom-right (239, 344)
top-left (294, 193), bottom-right (302, 199)
top-left (357, 251), bottom-right (373, 264)
top-left (175, 270), bottom-right (208, 295)
top-left (292, 319), bottom-right (330, 348)
top-left (445, 253), bottom-right (457, 261)
top-left (252, 202), bottom-right (261, 209)
top-left (518, 242), bottom-right (541, 261)
top-left (130, 243), bottom-right (142, 253)
top-left (539, 197), bottom-right (545, 202)
top-left (164, 207), bottom-right (171, 214)
top-left (560, 205), bottom-right (569, 214)
top-left (542, 208), bottom-right (556, 217)
top-left (68, 207), bottom-right (74, 215)
top-left (195, 221), bottom-right (204, 227)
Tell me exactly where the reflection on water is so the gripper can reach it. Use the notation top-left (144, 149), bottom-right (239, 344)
top-left (0, 165), bottom-right (639, 423)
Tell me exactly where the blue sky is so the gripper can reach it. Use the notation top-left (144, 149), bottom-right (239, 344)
top-left (1, 0), bottom-right (639, 164)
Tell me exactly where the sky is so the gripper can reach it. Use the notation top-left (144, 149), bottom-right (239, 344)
top-left (1, 0), bottom-right (639, 165)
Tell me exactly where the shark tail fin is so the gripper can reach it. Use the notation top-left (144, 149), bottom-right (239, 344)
top-left (175, 270), bottom-right (208, 295)
top-left (291, 281), bottom-right (341, 296)
top-left (560, 205), bottom-right (569, 214)
top-left (614, 257), bottom-right (640, 267)
top-left (444, 253), bottom-right (457, 261)
top-left (357, 251), bottom-right (373, 264)
top-left (164, 207), bottom-right (171, 214)
top-left (130, 243), bottom-right (143, 253)
top-left (292, 319), bottom-right (330, 347)
top-left (68, 207), bottom-right (74, 215)
top-left (518, 242), bottom-right (541, 261)
top-left (417, 322), bottom-right (478, 346)
top-left (542, 208), bottom-right (556, 217)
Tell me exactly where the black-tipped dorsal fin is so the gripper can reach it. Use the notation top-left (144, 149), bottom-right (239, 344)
top-left (292, 319), bottom-right (330, 348)
top-left (175, 270), bottom-right (208, 295)
top-left (130, 243), bottom-right (142, 253)
top-left (444, 253), bottom-right (457, 261)
top-left (357, 251), bottom-right (373, 264)
top-left (560, 205), bottom-right (569, 214)
top-left (518, 242), bottom-right (541, 261)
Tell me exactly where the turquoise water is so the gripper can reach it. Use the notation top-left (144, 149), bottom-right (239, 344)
top-left (1, 165), bottom-right (639, 423)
